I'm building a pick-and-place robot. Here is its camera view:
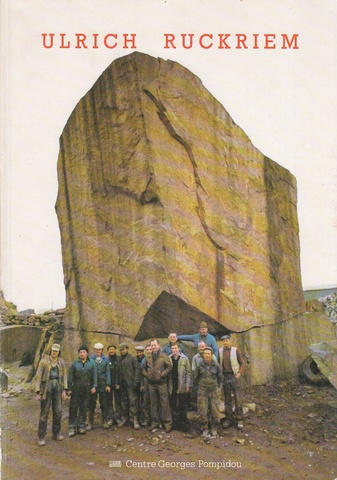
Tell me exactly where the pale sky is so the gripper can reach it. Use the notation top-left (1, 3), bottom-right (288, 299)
top-left (1, 0), bottom-right (337, 312)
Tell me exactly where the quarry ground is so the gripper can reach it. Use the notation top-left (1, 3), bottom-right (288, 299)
top-left (1, 364), bottom-right (337, 480)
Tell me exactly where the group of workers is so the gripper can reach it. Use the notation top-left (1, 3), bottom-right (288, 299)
top-left (35, 322), bottom-right (245, 446)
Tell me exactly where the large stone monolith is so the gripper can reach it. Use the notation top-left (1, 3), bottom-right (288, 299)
top-left (56, 52), bottom-right (304, 349)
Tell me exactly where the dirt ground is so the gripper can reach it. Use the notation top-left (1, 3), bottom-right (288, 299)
top-left (1, 364), bottom-right (336, 480)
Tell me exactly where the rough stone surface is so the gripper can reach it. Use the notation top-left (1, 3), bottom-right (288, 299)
top-left (305, 299), bottom-right (325, 312)
top-left (234, 313), bottom-right (337, 385)
top-left (0, 290), bottom-right (17, 321)
top-left (0, 326), bottom-right (43, 364)
top-left (56, 51), bottom-right (304, 345)
top-left (310, 340), bottom-right (337, 389)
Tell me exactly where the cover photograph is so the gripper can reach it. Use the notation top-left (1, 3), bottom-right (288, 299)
top-left (1, 1), bottom-right (336, 479)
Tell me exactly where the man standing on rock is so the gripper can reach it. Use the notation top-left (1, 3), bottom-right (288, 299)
top-left (177, 321), bottom-right (219, 358)
top-left (219, 334), bottom-right (245, 430)
top-left (87, 343), bottom-right (111, 430)
top-left (118, 343), bottom-right (141, 430)
top-left (67, 346), bottom-right (97, 436)
top-left (141, 338), bottom-right (173, 433)
top-left (35, 343), bottom-right (68, 446)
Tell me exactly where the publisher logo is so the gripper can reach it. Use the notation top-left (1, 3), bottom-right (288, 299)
top-left (109, 460), bottom-right (122, 468)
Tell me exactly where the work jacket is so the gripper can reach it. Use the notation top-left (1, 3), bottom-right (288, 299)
top-left (194, 359), bottom-right (223, 391)
top-left (68, 357), bottom-right (97, 391)
top-left (108, 354), bottom-right (121, 388)
top-left (120, 353), bottom-right (141, 387)
top-left (168, 352), bottom-right (192, 394)
top-left (90, 354), bottom-right (111, 389)
top-left (35, 354), bottom-right (68, 400)
top-left (178, 333), bottom-right (218, 357)
top-left (141, 350), bottom-right (172, 385)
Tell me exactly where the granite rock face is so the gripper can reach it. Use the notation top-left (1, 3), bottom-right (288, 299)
top-left (56, 52), bottom-right (304, 342)
top-left (235, 313), bottom-right (336, 386)
top-left (310, 340), bottom-right (337, 389)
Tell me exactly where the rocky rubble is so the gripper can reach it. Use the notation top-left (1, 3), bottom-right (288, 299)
top-left (323, 292), bottom-right (337, 323)
top-left (0, 289), bottom-right (17, 320)
top-left (0, 290), bottom-right (65, 329)
top-left (0, 308), bottom-right (64, 328)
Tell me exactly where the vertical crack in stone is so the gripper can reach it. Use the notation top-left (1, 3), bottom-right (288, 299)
top-left (57, 138), bottom-right (83, 330)
top-left (143, 88), bottom-right (225, 252)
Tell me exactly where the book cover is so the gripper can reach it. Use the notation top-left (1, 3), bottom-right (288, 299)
top-left (1, 1), bottom-right (336, 479)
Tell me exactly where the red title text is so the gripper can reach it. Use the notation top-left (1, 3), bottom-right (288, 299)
top-left (41, 33), bottom-right (299, 50)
